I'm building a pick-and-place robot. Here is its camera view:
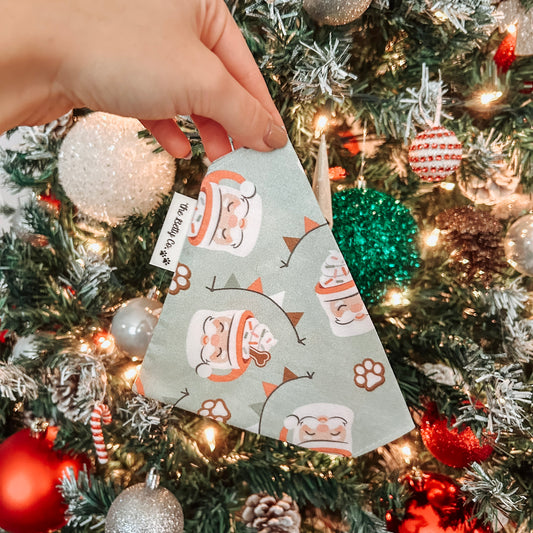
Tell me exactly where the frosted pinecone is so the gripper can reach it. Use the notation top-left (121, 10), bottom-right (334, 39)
top-left (242, 493), bottom-right (301, 533)
top-left (48, 367), bottom-right (81, 421)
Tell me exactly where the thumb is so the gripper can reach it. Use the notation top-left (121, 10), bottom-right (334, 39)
top-left (190, 49), bottom-right (287, 152)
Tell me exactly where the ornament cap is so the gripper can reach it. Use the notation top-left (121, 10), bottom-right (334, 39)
top-left (30, 418), bottom-right (49, 438)
top-left (146, 467), bottom-right (161, 490)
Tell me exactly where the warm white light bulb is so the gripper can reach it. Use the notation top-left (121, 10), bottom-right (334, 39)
top-left (315, 114), bottom-right (328, 136)
top-left (480, 91), bottom-right (503, 106)
top-left (507, 23), bottom-right (517, 34)
top-left (123, 365), bottom-right (139, 382)
top-left (439, 182), bottom-right (455, 191)
top-left (433, 10), bottom-right (448, 22)
top-left (425, 228), bottom-right (441, 247)
top-left (204, 427), bottom-right (216, 452)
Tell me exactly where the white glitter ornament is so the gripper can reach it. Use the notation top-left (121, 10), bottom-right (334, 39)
top-left (408, 126), bottom-right (462, 182)
top-left (458, 164), bottom-right (520, 206)
top-left (303, 0), bottom-right (371, 25)
top-left (504, 213), bottom-right (533, 276)
top-left (58, 113), bottom-right (175, 225)
top-left (105, 469), bottom-right (184, 533)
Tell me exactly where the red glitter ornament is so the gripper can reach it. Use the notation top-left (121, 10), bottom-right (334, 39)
top-left (494, 31), bottom-right (517, 73)
top-left (0, 427), bottom-right (89, 533)
top-left (408, 127), bottom-right (462, 182)
top-left (420, 403), bottom-right (493, 468)
top-left (386, 472), bottom-right (492, 533)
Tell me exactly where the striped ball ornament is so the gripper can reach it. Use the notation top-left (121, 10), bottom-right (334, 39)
top-left (408, 126), bottom-right (462, 182)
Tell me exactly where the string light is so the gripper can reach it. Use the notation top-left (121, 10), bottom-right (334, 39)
top-left (315, 114), bottom-right (329, 137)
top-left (433, 10), bottom-right (448, 22)
top-left (87, 240), bottom-right (104, 254)
top-left (93, 331), bottom-right (115, 354)
top-left (401, 444), bottom-right (412, 464)
top-left (384, 288), bottom-right (410, 306)
top-left (204, 427), bottom-right (216, 452)
top-left (507, 23), bottom-right (517, 35)
top-left (479, 90), bottom-right (503, 106)
top-left (425, 228), bottom-right (441, 247)
top-left (439, 182), bottom-right (455, 191)
top-left (123, 365), bottom-right (140, 383)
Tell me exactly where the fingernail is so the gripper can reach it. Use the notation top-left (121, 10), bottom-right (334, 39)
top-left (183, 150), bottom-right (193, 160)
top-left (264, 121), bottom-right (288, 149)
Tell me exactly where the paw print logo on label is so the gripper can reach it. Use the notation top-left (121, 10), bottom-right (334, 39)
top-left (197, 398), bottom-right (231, 423)
top-left (169, 263), bottom-right (192, 295)
top-left (159, 249), bottom-right (171, 266)
top-left (354, 358), bottom-right (385, 391)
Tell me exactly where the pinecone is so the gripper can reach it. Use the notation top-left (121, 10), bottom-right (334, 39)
top-left (435, 206), bottom-right (505, 285)
top-left (242, 493), bottom-right (301, 533)
top-left (48, 367), bottom-right (81, 421)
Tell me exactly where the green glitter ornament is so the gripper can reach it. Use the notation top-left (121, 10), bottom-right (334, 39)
top-left (332, 187), bottom-right (419, 303)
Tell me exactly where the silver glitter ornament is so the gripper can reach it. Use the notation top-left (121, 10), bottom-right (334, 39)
top-left (105, 469), bottom-right (184, 533)
top-left (504, 213), bottom-right (533, 276)
top-left (303, 0), bottom-right (371, 25)
top-left (58, 112), bottom-right (175, 225)
top-left (111, 297), bottom-right (163, 360)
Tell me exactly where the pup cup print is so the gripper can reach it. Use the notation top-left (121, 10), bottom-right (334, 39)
top-left (280, 403), bottom-right (354, 457)
top-left (187, 309), bottom-right (277, 382)
top-left (315, 250), bottom-right (374, 337)
top-left (188, 170), bottom-right (262, 257)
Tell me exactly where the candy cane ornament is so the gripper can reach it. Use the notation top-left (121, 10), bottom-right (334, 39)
top-left (90, 402), bottom-right (112, 464)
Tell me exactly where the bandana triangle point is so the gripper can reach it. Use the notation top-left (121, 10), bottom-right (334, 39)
top-left (287, 312), bottom-right (304, 327)
top-left (262, 381), bottom-right (278, 398)
top-left (283, 367), bottom-right (298, 382)
top-left (248, 277), bottom-right (264, 293)
top-left (224, 273), bottom-right (241, 289)
top-left (283, 236), bottom-right (300, 252)
top-left (249, 402), bottom-right (264, 417)
top-left (304, 216), bottom-right (320, 233)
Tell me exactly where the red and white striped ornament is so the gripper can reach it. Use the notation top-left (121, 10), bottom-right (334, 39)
top-left (90, 402), bottom-right (112, 464)
top-left (408, 126), bottom-right (462, 182)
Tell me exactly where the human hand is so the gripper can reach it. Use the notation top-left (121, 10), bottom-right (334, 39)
top-left (1, 0), bottom-right (287, 161)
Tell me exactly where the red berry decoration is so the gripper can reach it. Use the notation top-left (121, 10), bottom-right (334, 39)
top-left (408, 126), bottom-right (462, 182)
top-left (0, 427), bottom-right (89, 533)
top-left (386, 471), bottom-right (492, 533)
top-left (420, 403), bottom-right (493, 468)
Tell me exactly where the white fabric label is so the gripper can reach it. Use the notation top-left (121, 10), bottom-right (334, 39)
top-left (150, 193), bottom-right (197, 272)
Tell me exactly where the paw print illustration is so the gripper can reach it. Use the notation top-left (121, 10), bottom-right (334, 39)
top-left (168, 263), bottom-right (191, 295)
top-left (197, 398), bottom-right (231, 423)
top-left (159, 249), bottom-right (171, 266)
top-left (354, 358), bottom-right (385, 391)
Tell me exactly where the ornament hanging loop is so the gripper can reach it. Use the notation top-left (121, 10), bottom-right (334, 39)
top-left (146, 467), bottom-right (161, 490)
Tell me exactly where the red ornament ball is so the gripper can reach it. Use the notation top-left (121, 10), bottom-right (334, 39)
top-left (386, 472), bottom-right (492, 533)
top-left (420, 403), bottom-right (493, 468)
top-left (408, 126), bottom-right (462, 182)
top-left (0, 427), bottom-right (89, 533)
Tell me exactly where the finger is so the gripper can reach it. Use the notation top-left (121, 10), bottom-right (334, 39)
top-left (208, 5), bottom-right (284, 128)
top-left (191, 114), bottom-right (232, 161)
top-left (140, 119), bottom-right (191, 159)
top-left (191, 48), bottom-right (287, 152)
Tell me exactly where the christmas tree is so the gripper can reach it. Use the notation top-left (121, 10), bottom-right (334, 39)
top-left (1, 1), bottom-right (532, 532)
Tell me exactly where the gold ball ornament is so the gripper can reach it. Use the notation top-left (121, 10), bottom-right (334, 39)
top-left (58, 113), bottom-right (175, 225)
top-left (504, 213), bottom-right (533, 276)
top-left (303, 0), bottom-right (372, 25)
